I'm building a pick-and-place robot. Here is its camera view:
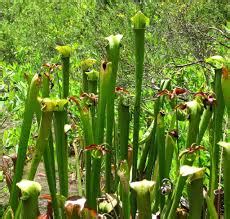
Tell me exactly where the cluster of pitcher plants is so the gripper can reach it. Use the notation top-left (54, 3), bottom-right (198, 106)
top-left (2, 11), bottom-right (230, 219)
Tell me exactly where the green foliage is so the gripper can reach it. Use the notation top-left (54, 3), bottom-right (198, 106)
top-left (0, 1), bottom-right (229, 218)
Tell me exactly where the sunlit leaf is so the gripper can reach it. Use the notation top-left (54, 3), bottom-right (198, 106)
top-left (105, 34), bottom-right (123, 48)
top-left (38, 98), bottom-right (68, 112)
top-left (16, 179), bottom-right (41, 200)
top-left (80, 58), bottom-right (97, 71)
top-left (130, 179), bottom-right (155, 193)
top-left (56, 45), bottom-right (72, 57)
top-left (180, 165), bottom-right (204, 177)
top-left (131, 11), bottom-right (150, 29)
top-left (205, 55), bottom-right (225, 69)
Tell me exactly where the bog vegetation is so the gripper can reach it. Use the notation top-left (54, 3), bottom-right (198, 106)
top-left (0, 1), bottom-right (229, 218)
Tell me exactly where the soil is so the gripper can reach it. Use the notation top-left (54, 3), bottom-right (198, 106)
top-left (0, 114), bottom-right (80, 214)
top-left (0, 158), bottom-right (79, 214)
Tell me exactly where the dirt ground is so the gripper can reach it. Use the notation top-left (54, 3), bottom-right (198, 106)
top-left (0, 111), bottom-right (80, 214)
top-left (0, 158), bottom-right (79, 213)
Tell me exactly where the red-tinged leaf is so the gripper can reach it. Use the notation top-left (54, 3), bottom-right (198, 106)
top-left (43, 63), bottom-right (52, 68)
top-left (175, 103), bottom-right (187, 110)
top-left (84, 207), bottom-right (97, 217)
top-left (37, 214), bottom-right (49, 219)
top-left (69, 96), bottom-right (79, 105)
top-left (195, 92), bottom-right (216, 106)
top-left (115, 86), bottom-right (129, 94)
top-left (173, 87), bottom-right (187, 95)
top-left (80, 93), bottom-right (98, 105)
top-left (43, 63), bottom-right (61, 72)
top-left (65, 196), bottom-right (87, 217)
top-left (84, 144), bottom-right (98, 151)
top-left (195, 91), bottom-right (205, 96)
top-left (40, 194), bottom-right (52, 201)
top-left (84, 144), bottom-right (110, 155)
top-left (222, 66), bottom-right (229, 79)
top-left (156, 89), bottom-right (170, 97)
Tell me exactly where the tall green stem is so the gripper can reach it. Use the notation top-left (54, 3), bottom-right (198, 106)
top-left (28, 98), bottom-right (67, 180)
top-left (54, 111), bottom-right (68, 197)
top-left (204, 190), bottom-right (218, 219)
top-left (165, 131), bottom-right (176, 178)
top-left (118, 97), bottom-right (130, 161)
top-left (187, 168), bottom-right (205, 219)
top-left (74, 99), bottom-right (94, 206)
top-left (86, 69), bottom-right (99, 134)
top-left (10, 74), bottom-right (41, 212)
top-left (219, 141), bottom-right (230, 219)
top-left (16, 180), bottom-right (41, 219)
top-left (163, 98), bottom-right (203, 218)
top-left (90, 62), bottom-right (112, 209)
top-left (117, 96), bottom-right (131, 218)
top-left (130, 180), bottom-right (155, 219)
top-left (27, 112), bottom-right (53, 179)
top-left (79, 83), bottom-right (97, 202)
top-left (81, 58), bottom-right (96, 94)
top-left (90, 152), bottom-right (102, 210)
top-left (41, 73), bottom-right (59, 218)
top-left (73, 142), bottom-right (83, 196)
top-left (166, 166), bottom-right (203, 219)
top-left (145, 79), bottom-right (170, 179)
top-left (105, 34), bottom-right (122, 193)
top-left (138, 118), bottom-right (154, 175)
top-left (55, 45), bottom-right (71, 198)
top-left (156, 112), bottom-right (166, 210)
top-left (197, 105), bottom-right (213, 144)
top-left (117, 161), bottom-right (130, 219)
top-left (220, 64), bottom-right (230, 219)
top-left (186, 99), bottom-right (204, 148)
top-left (210, 68), bottom-right (225, 200)
top-left (131, 11), bottom-right (149, 182)
top-left (55, 45), bottom-right (71, 99)
top-left (130, 12), bottom-right (149, 217)
top-left (95, 62), bottom-right (112, 144)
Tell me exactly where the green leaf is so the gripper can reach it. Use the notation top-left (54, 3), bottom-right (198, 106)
top-left (131, 11), bottom-right (150, 29)
top-left (2, 206), bottom-right (14, 219)
top-left (38, 98), bottom-right (68, 112)
top-left (130, 179), bottom-right (155, 194)
top-left (218, 141), bottom-right (230, 149)
top-left (98, 194), bottom-right (118, 213)
top-left (56, 45), bottom-right (72, 57)
top-left (80, 58), bottom-right (97, 71)
top-left (180, 165), bottom-right (204, 177)
top-left (16, 179), bottom-right (41, 200)
top-left (205, 56), bottom-right (225, 69)
top-left (85, 70), bottom-right (99, 81)
top-left (105, 34), bottom-right (123, 48)
top-left (0, 171), bottom-right (3, 182)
